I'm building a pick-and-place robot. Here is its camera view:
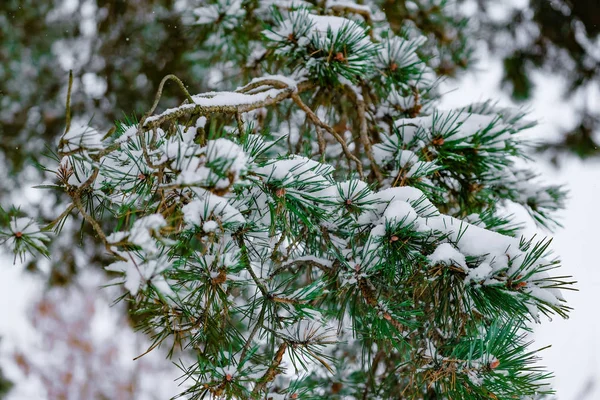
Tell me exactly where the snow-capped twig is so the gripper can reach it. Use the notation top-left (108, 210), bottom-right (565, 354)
top-left (143, 79), bottom-right (310, 129)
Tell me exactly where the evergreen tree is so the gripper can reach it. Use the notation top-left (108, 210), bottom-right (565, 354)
top-left (1, 1), bottom-right (574, 399)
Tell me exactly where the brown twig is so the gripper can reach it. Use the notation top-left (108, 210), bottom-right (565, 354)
top-left (240, 302), bottom-right (267, 363)
top-left (237, 78), bottom-right (295, 93)
top-left (315, 125), bottom-right (327, 161)
top-left (148, 74), bottom-right (195, 118)
top-left (236, 111), bottom-right (245, 135)
top-left (252, 342), bottom-right (288, 395)
top-left (291, 93), bottom-right (364, 178)
top-left (358, 276), bottom-right (404, 332)
top-left (43, 203), bottom-right (76, 232)
top-left (72, 196), bottom-right (125, 261)
top-left (345, 85), bottom-right (383, 183)
top-left (64, 70), bottom-right (73, 135)
top-left (269, 258), bottom-right (334, 279)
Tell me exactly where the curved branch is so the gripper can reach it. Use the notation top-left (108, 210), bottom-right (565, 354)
top-left (291, 93), bottom-right (364, 178)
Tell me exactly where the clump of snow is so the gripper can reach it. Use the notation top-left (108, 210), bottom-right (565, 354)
top-left (115, 125), bottom-right (138, 144)
top-left (465, 262), bottom-right (493, 284)
top-left (206, 138), bottom-right (248, 177)
top-left (60, 124), bottom-right (104, 153)
top-left (382, 200), bottom-right (418, 227)
top-left (128, 214), bottom-right (167, 255)
top-left (182, 189), bottom-right (245, 228)
top-left (326, 0), bottom-right (372, 14)
top-left (196, 116), bottom-right (207, 128)
top-left (192, 89), bottom-right (284, 108)
top-left (428, 243), bottom-right (468, 272)
top-left (105, 252), bottom-right (173, 296)
top-left (306, 14), bottom-right (362, 35)
top-left (203, 220), bottom-right (219, 233)
top-left (255, 155), bottom-right (334, 189)
top-left (171, 138), bottom-right (248, 189)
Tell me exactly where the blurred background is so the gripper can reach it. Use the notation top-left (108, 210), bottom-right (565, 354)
top-left (0, 0), bottom-right (598, 398)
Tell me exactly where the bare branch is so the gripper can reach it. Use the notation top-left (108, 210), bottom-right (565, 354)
top-left (252, 342), bottom-right (288, 395)
top-left (291, 93), bottom-right (364, 178)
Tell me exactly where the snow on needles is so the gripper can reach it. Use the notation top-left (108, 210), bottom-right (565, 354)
top-left (182, 189), bottom-right (246, 228)
top-left (428, 243), bottom-right (468, 272)
top-left (59, 123), bottom-right (104, 153)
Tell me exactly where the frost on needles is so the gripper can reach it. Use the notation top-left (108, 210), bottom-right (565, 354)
top-left (2, 1), bottom-right (573, 399)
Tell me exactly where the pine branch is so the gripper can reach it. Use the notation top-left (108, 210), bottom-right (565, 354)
top-left (291, 92), bottom-right (364, 178)
top-left (252, 342), bottom-right (288, 396)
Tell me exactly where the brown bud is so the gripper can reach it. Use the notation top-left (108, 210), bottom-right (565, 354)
top-left (331, 382), bottom-right (343, 394)
top-left (334, 52), bottom-right (346, 62)
top-left (211, 270), bottom-right (227, 285)
top-left (431, 136), bottom-right (445, 146)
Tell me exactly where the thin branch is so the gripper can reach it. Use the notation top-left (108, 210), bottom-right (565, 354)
top-left (147, 74), bottom-right (194, 120)
top-left (240, 302), bottom-right (267, 363)
top-left (237, 78), bottom-right (296, 93)
top-left (358, 276), bottom-right (404, 332)
top-left (291, 93), bottom-right (364, 178)
top-left (345, 86), bottom-right (383, 183)
top-left (72, 195), bottom-right (125, 261)
top-left (43, 203), bottom-right (76, 232)
top-left (235, 233), bottom-right (269, 297)
top-left (236, 111), bottom-right (244, 135)
top-left (315, 125), bottom-right (327, 161)
top-left (64, 70), bottom-right (73, 135)
top-left (252, 342), bottom-right (288, 395)
top-left (269, 258), bottom-right (334, 279)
